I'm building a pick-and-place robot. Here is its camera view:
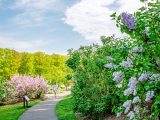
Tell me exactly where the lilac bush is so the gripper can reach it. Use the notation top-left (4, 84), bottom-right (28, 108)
top-left (107, 0), bottom-right (160, 119)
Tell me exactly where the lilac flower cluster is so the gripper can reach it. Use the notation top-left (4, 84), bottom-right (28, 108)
top-left (120, 57), bottom-right (133, 68)
top-left (104, 63), bottom-right (117, 69)
top-left (107, 56), bottom-right (114, 62)
top-left (124, 77), bottom-right (138, 96)
top-left (113, 71), bottom-right (123, 82)
top-left (121, 12), bottom-right (136, 30)
top-left (130, 46), bottom-right (144, 53)
top-left (138, 72), bottom-right (152, 81)
top-left (145, 91), bottom-right (154, 102)
top-left (127, 111), bottom-right (135, 119)
top-left (133, 105), bottom-right (139, 113)
top-left (132, 96), bottom-right (141, 103)
top-left (123, 100), bottom-right (132, 114)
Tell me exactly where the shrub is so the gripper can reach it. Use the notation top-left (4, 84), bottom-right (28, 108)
top-left (66, 42), bottom-right (126, 119)
top-left (67, 0), bottom-right (160, 119)
top-left (109, 0), bottom-right (160, 119)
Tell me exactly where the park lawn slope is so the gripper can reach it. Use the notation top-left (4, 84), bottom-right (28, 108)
top-left (0, 99), bottom-right (41, 120)
top-left (56, 96), bottom-right (77, 120)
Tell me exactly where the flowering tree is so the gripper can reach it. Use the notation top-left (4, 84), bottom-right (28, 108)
top-left (5, 75), bottom-right (48, 101)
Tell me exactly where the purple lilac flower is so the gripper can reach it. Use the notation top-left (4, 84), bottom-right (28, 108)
top-left (120, 58), bottom-right (133, 68)
top-left (107, 56), bottom-right (114, 62)
top-left (123, 100), bottom-right (132, 114)
top-left (124, 77), bottom-right (138, 96)
top-left (145, 91), bottom-right (154, 102)
top-left (138, 72), bottom-right (152, 81)
top-left (133, 106), bottom-right (139, 113)
top-left (128, 77), bottom-right (138, 90)
top-left (127, 111), bottom-right (135, 119)
top-left (113, 71), bottom-right (123, 82)
top-left (104, 63), bottom-right (117, 69)
top-left (132, 96), bottom-right (141, 104)
top-left (124, 88), bottom-right (133, 96)
top-left (121, 12), bottom-right (136, 30)
top-left (130, 46), bottom-right (144, 53)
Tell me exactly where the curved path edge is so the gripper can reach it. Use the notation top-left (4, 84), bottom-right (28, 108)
top-left (19, 91), bottom-right (71, 120)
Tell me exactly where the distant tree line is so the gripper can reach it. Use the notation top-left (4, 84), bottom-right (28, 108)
top-left (0, 48), bottom-right (72, 86)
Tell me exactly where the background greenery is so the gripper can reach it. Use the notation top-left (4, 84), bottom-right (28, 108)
top-left (0, 48), bottom-right (72, 102)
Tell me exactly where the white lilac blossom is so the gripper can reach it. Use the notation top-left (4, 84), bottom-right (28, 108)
top-left (121, 12), bottom-right (136, 30)
top-left (117, 112), bottom-right (122, 117)
top-left (132, 96), bottom-right (141, 104)
top-left (130, 46), bottom-right (144, 53)
top-left (113, 71), bottom-right (123, 82)
top-left (107, 56), bottom-right (114, 62)
top-left (145, 91), bottom-right (154, 102)
top-left (104, 63), bottom-right (117, 69)
top-left (138, 72), bottom-right (152, 81)
top-left (123, 100), bottom-right (132, 108)
top-left (133, 106), bottom-right (139, 113)
top-left (125, 107), bottom-right (130, 114)
top-left (124, 77), bottom-right (138, 96)
top-left (120, 58), bottom-right (133, 68)
top-left (123, 100), bottom-right (132, 113)
top-left (124, 88), bottom-right (133, 96)
top-left (127, 111), bottom-right (135, 119)
top-left (128, 77), bottom-right (138, 90)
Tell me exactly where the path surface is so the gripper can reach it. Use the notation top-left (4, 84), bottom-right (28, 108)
top-left (19, 91), bottom-right (71, 120)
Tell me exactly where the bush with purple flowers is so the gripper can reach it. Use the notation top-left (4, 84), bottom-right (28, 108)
top-left (67, 0), bottom-right (160, 119)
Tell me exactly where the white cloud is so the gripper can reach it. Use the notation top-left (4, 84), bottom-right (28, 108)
top-left (64, 0), bottom-right (144, 42)
top-left (11, 0), bottom-right (60, 27)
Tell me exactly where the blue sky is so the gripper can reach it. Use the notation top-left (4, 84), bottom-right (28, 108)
top-left (0, 0), bottom-right (144, 55)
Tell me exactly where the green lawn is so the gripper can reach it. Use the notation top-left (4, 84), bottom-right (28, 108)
top-left (56, 96), bottom-right (77, 120)
top-left (0, 99), bottom-right (41, 120)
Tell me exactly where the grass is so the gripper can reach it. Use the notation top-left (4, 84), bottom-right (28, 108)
top-left (56, 96), bottom-right (77, 120)
top-left (0, 99), bottom-right (41, 120)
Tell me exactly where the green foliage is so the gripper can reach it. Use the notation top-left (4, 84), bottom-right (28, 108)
top-left (56, 96), bottom-right (77, 120)
top-left (67, 0), bottom-right (160, 119)
top-left (66, 41), bottom-right (126, 119)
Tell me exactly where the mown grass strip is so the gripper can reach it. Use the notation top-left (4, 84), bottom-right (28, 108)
top-left (0, 99), bottom-right (41, 120)
top-left (56, 96), bottom-right (77, 120)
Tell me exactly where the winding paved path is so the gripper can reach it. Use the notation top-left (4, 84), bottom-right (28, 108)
top-left (19, 91), bottom-right (70, 120)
